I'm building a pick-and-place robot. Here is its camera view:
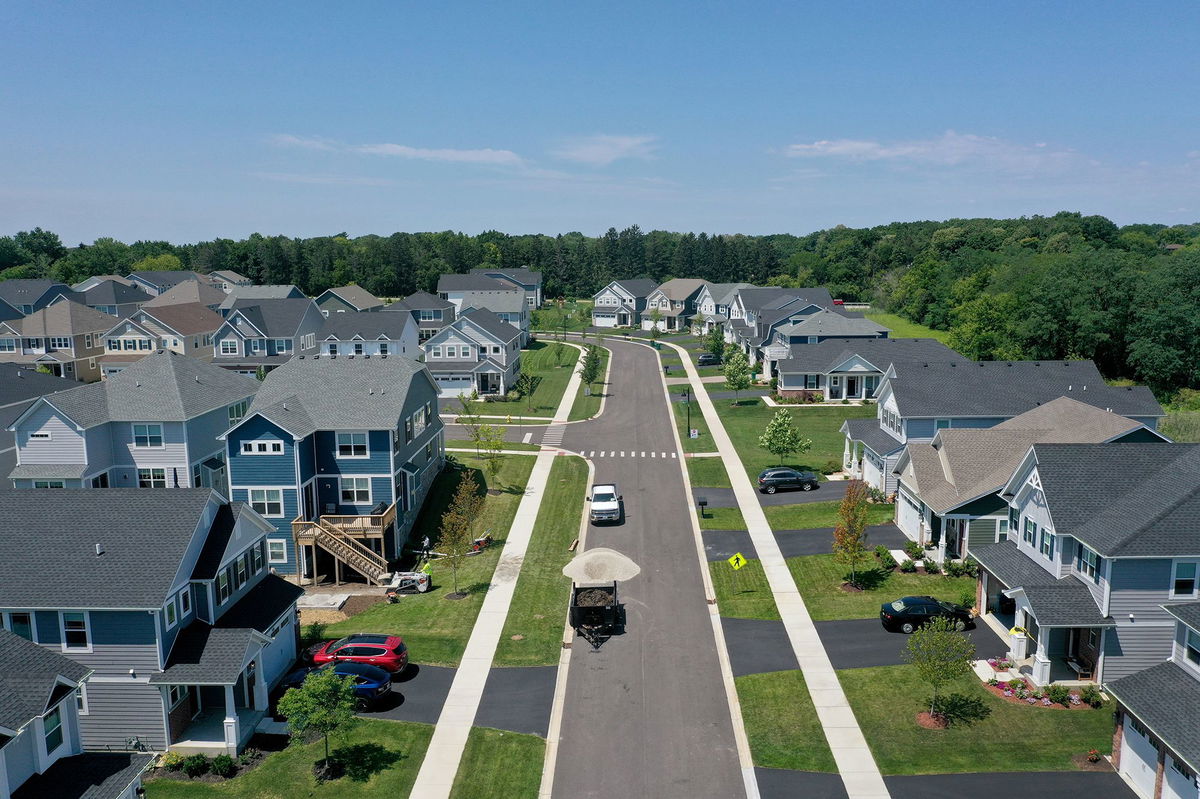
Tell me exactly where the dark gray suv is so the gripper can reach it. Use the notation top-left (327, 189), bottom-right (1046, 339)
top-left (757, 468), bottom-right (819, 494)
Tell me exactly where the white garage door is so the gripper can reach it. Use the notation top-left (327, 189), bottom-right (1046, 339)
top-left (1121, 716), bottom-right (1162, 799)
top-left (436, 375), bottom-right (474, 398)
top-left (261, 615), bottom-right (298, 687)
top-left (896, 490), bottom-right (922, 540)
top-left (593, 312), bottom-right (617, 328)
top-left (1164, 755), bottom-right (1199, 799)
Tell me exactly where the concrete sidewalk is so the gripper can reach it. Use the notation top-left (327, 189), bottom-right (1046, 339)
top-left (668, 340), bottom-right (892, 799)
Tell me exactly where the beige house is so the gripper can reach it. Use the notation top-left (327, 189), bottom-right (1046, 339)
top-left (0, 301), bottom-right (115, 382)
top-left (98, 303), bottom-right (224, 378)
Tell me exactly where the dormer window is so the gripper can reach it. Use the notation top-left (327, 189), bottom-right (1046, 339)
top-left (1172, 561), bottom-right (1199, 599)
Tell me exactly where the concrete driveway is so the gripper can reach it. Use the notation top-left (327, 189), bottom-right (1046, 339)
top-left (816, 618), bottom-right (1009, 670)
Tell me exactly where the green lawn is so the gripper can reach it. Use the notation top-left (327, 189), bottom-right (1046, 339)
top-left (494, 456), bottom-right (588, 666)
top-left (447, 439), bottom-right (541, 452)
top-left (787, 553), bottom-right (975, 621)
top-left (764, 500), bottom-right (894, 530)
top-left (143, 720), bottom-right (433, 798)
top-left (696, 365), bottom-right (725, 377)
top-left (710, 558), bottom-right (779, 620)
top-left (861, 310), bottom-right (952, 344)
top-left (670, 391), bottom-right (714, 453)
top-left (686, 456), bottom-right (732, 488)
top-left (568, 345), bottom-right (611, 421)
top-left (841, 665), bottom-right (1114, 774)
top-left (532, 300), bottom-right (594, 333)
top-left (709, 399), bottom-right (874, 482)
top-left (323, 455), bottom-right (536, 666)
top-left (461, 342), bottom-right (578, 416)
top-left (737, 671), bottom-right (837, 772)
top-left (450, 727), bottom-right (544, 799)
top-left (698, 506), bottom-right (746, 530)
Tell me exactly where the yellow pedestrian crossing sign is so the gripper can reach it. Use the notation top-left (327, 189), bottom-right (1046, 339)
top-left (728, 552), bottom-right (747, 571)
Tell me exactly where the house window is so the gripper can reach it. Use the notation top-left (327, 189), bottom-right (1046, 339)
top-left (107, 338), bottom-right (120, 350)
top-left (29, 431), bottom-right (51, 441)
top-left (236, 554), bottom-right (248, 585)
top-left (1008, 506), bottom-right (1019, 537)
top-left (275, 339), bottom-right (291, 352)
top-left (445, 345), bottom-right (457, 359)
top-left (249, 338), bottom-right (263, 353)
top-left (1186, 628), bottom-right (1200, 666)
top-left (340, 477), bottom-right (371, 504)
top-left (220, 339), bottom-right (239, 355)
top-left (1075, 543), bottom-right (1101, 583)
top-left (405, 417), bottom-right (413, 443)
top-left (180, 588), bottom-right (191, 616)
top-left (935, 419), bottom-right (951, 430)
top-left (1023, 518), bottom-right (1036, 545)
top-left (4, 612), bottom-right (34, 640)
top-left (336, 432), bottom-right (368, 458)
top-left (1172, 562), bottom-right (1198, 599)
top-left (132, 423), bottom-right (163, 448)
top-left (61, 612), bottom-right (90, 651)
top-left (32, 480), bottom-right (65, 489)
top-left (0, 338), bottom-right (13, 352)
top-left (431, 346), bottom-right (442, 357)
top-left (76, 685), bottom-right (88, 715)
top-left (138, 468), bottom-right (167, 488)
top-left (353, 342), bottom-right (364, 355)
top-left (43, 706), bottom-right (64, 754)
top-left (138, 338), bottom-right (152, 350)
top-left (805, 374), bottom-right (819, 390)
top-left (122, 339), bottom-right (138, 350)
top-left (49, 336), bottom-right (71, 349)
top-left (251, 543), bottom-right (263, 573)
top-left (461, 346), bottom-right (472, 359)
top-left (216, 571), bottom-right (231, 603)
top-left (327, 343), bottom-right (337, 355)
top-left (227, 400), bottom-right (248, 425)
top-left (425, 440), bottom-right (434, 460)
top-left (268, 539), bottom-right (288, 563)
top-left (250, 489), bottom-right (283, 517)
top-left (379, 343), bottom-right (389, 355)
top-left (241, 440), bottom-right (282, 455)
top-left (491, 345), bottom-right (500, 355)
top-left (1040, 528), bottom-right (1055, 558)
top-left (164, 597), bottom-right (177, 628)
top-left (420, 309), bottom-right (439, 321)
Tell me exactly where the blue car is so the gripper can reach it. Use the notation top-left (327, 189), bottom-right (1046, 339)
top-left (283, 661), bottom-right (392, 707)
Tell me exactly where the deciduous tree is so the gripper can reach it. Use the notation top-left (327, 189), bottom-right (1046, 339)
top-left (758, 409), bottom-right (811, 465)
top-left (277, 667), bottom-right (358, 773)
top-left (722, 346), bottom-right (751, 405)
top-left (832, 480), bottom-right (871, 588)
top-left (438, 472), bottom-right (485, 597)
top-left (903, 616), bottom-right (977, 717)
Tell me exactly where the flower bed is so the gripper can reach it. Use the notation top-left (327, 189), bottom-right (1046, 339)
top-left (983, 677), bottom-right (1105, 710)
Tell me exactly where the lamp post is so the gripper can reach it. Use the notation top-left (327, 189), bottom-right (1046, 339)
top-left (681, 389), bottom-right (690, 432)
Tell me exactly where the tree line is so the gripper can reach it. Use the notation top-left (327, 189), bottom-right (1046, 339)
top-left (2, 212), bottom-right (1198, 396)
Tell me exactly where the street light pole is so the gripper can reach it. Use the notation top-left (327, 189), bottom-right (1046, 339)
top-left (682, 389), bottom-right (690, 432)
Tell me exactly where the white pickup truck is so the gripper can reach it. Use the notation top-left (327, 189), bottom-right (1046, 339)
top-left (588, 483), bottom-right (623, 524)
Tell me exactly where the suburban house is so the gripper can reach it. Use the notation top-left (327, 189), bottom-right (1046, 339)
top-left (724, 287), bottom-right (837, 366)
top-left (314, 285), bottom-right (385, 315)
top-left (217, 285), bottom-right (306, 316)
top-left (0, 489), bottom-right (303, 755)
top-left (590, 279), bottom-right (659, 328)
top-left (969, 443), bottom-right (1200, 693)
top-left (757, 309), bottom-right (890, 378)
top-left (842, 360), bottom-right (1166, 494)
top-left (0, 302), bottom-right (116, 382)
top-left (221, 355), bottom-right (445, 582)
top-left (893, 397), bottom-right (1171, 562)
top-left (1107, 602), bottom-right (1200, 799)
top-left (98, 303), bottom-right (224, 377)
top-left (208, 270), bottom-right (252, 292)
top-left (71, 274), bottom-right (134, 292)
top-left (437, 274), bottom-right (529, 345)
top-left (125, 271), bottom-right (207, 297)
top-left (143, 279), bottom-right (227, 312)
top-left (211, 298), bottom-right (323, 376)
top-left (471, 266), bottom-right (543, 308)
top-left (776, 338), bottom-right (961, 403)
top-left (383, 291), bottom-right (455, 341)
top-left (693, 281), bottom-right (753, 334)
top-left (0, 629), bottom-right (152, 799)
top-left (642, 278), bottom-right (708, 332)
top-left (317, 310), bottom-right (418, 358)
top-left (51, 279), bottom-right (152, 319)
top-left (0, 280), bottom-right (75, 316)
top-left (422, 307), bottom-right (523, 397)
top-left (7, 351), bottom-right (259, 491)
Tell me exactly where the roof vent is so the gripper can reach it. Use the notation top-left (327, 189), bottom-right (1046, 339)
top-left (369, 388), bottom-right (374, 394)
top-left (95, 543), bottom-right (104, 556)
top-left (195, 375), bottom-right (200, 382)
top-left (364, 354), bottom-right (370, 359)
top-left (282, 402), bottom-right (288, 411)
top-left (381, 354), bottom-right (387, 359)
top-left (135, 380), bottom-right (141, 387)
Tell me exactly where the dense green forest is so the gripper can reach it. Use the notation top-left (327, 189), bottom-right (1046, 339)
top-left (2, 213), bottom-right (1199, 403)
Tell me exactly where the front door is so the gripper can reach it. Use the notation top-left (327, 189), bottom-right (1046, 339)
top-left (304, 481), bottom-right (317, 521)
top-left (845, 375), bottom-right (860, 398)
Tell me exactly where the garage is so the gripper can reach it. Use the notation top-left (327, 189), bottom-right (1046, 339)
top-left (592, 312), bottom-right (617, 328)
top-left (1120, 716), bottom-right (1161, 799)
top-left (435, 374), bottom-right (474, 397)
top-left (1164, 756), bottom-right (1199, 799)
top-left (896, 488), bottom-right (923, 541)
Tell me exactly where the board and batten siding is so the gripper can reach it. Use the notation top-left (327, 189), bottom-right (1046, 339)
top-left (78, 680), bottom-right (167, 751)
top-left (15, 403), bottom-right (86, 465)
top-left (3, 723), bottom-right (38, 791)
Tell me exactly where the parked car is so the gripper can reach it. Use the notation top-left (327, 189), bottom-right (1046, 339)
top-left (879, 596), bottom-right (974, 634)
top-left (588, 483), bottom-right (623, 524)
top-left (757, 468), bottom-right (819, 494)
top-left (283, 661), bottom-right (392, 707)
top-left (306, 633), bottom-right (409, 673)
top-left (697, 353), bottom-right (721, 366)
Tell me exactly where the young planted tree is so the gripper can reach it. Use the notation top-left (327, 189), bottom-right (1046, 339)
top-left (648, 307), bottom-right (663, 340)
top-left (477, 423), bottom-right (507, 491)
top-left (722, 347), bottom-right (752, 405)
top-left (276, 667), bottom-right (358, 776)
top-left (455, 394), bottom-right (483, 455)
top-left (832, 479), bottom-right (871, 588)
top-left (578, 345), bottom-right (602, 395)
top-left (438, 472), bottom-right (485, 597)
top-left (758, 409), bottom-right (812, 465)
top-left (705, 326), bottom-right (725, 360)
top-left (903, 616), bottom-right (977, 719)
top-left (513, 372), bottom-right (541, 411)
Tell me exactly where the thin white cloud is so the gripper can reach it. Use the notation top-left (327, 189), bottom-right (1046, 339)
top-left (351, 143), bottom-right (522, 165)
top-left (784, 130), bottom-right (1080, 174)
top-left (267, 134), bottom-right (339, 151)
top-left (251, 171), bottom-right (394, 187)
top-left (552, 134), bottom-right (658, 166)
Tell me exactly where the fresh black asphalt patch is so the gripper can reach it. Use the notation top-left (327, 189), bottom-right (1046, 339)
top-left (360, 663), bottom-right (455, 725)
top-left (885, 771), bottom-right (1135, 799)
top-left (817, 618), bottom-right (1008, 670)
top-left (702, 529), bottom-right (757, 561)
top-left (775, 524), bottom-right (908, 557)
top-left (721, 617), bottom-right (799, 677)
top-left (756, 767), bottom-right (848, 799)
top-left (474, 665), bottom-right (558, 737)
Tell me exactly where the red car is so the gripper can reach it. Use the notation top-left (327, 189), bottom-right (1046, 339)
top-left (306, 633), bottom-right (409, 673)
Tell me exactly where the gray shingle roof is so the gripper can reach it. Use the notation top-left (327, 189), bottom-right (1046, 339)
top-left (319, 311), bottom-right (414, 340)
top-left (388, 291), bottom-right (453, 311)
top-left (38, 351), bottom-right (258, 428)
top-left (137, 302), bottom-right (224, 335)
top-left (0, 363), bottom-right (76, 407)
top-left (217, 285), bottom-right (305, 310)
top-left (886, 360), bottom-right (1164, 419)
top-left (471, 267), bottom-right (543, 286)
top-left (842, 417), bottom-right (905, 457)
top-left (224, 298), bottom-right (319, 336)
top-left (245, 353), bottom-right (433, 437)
top-left (80, 280), bottom-right (152, 306)
top-left (970, 540), bottom-right (1061, 588)
top-left (0, 280), bottom-right (71, 308)
top-left (150, 625), bottom-right (259, 684)
top-left (739, 286), bottom-right (835, 313)
top-left (461, 291), bottom-right (526, 314)
top-left (777, 337), bottom-right (963, 374)
top-left (127, 271), bottom-right (203, 290)
top-left (705, 282), bottom-right (754, 306)
top-left (653, 278), bottom-right (708, 301)
top-left (611, 279), bottom-right (659, 298)
top-left (459, 307), bottom-right (520, 342)
top-left (1107, 662), bottom-right (1200, 773)
top-left (320, 285), bottom-right (384, 310)
top-left (215, 575), bottom-right (304, 632)
top-left (1030, 443), bottom-right (1200, 557)
top-left (0, 629), bottom-right (90, 732)
top-left (0, 489), bottom-right (215, 609)
top-left (8, 463), bottom-right (89, 480)
top-left (774, 309), bottom-right (890, 338)
top-left (438, 273), bottom-right (509, 292)
top-left (9, 301), bottom-right (116, 336)
top-left (1163, 602), bottom-right (1200, 633)
top-left (12, 752), bottom-right (152, 799)
top-left (143, 279), bottom-right (227, 309)
top-left (210, 269), bottom-right (249, 283)
top-left (970, 540), bottom-right (1110, 626)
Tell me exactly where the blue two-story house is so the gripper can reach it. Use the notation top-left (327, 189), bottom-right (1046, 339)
top-left (211, 298), bottom-right (323, 376)
top-left (222, 354), bottom-right (445, 583)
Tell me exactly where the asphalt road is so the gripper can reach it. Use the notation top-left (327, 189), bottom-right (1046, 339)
top-left (552, 338), bottom-right (745, 798)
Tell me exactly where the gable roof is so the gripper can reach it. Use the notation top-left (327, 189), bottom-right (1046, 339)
top-left (458, 307), bottom-right (520, 342)
top-left (702, 282), bottom-right (754, 306)
top-left (223, 298), bottom-right (319, 337)
top-left (217, 285), bottom-right (305, 311)
top-left (318, 285), bottom-right (383, 310)
top-left (437, 273), bottom-right (511, 292)
top-left (461, 291), bottom-right (526, 314)
top-left (209, 269), bottom-right (249, 283)
top-left (71, 274), bottom-right (134, 290)
top-left (884, 360), bottom-right (1164, 419)
top-left (11, 752), bottom-right (153, 799)
top-left (1106, 662), bottom-right (1200, 774)
top-left (138, 302), bottom-right (224, 335)
top-left (388, 291), bottom-right (453, 311)
top-left (0, 363), bottom-right (76, 407)
top-left (26, 351), bottom-right (259, 429)
top-left (126, 270), bottom-right (203, 290)
top-left (0, 488), bottom-right (216, 609)
top-left (0, 279), bottom-right (71, 309)
top-left (653, 278), bottom-right (708, 301)
top-left (319, 311), bottom-right (414, 340)
top-left (778, 337), bottom-right (962, 374)
top-left (9, 301), bottom-right (116, 336)
top-left (610, 279), bottom-right (659, 299)
top-left (774, 308), bottom-right (890, 338)
top-left (79, 280), bottom-right (152, 307)
top-left (737, 286), bottom-right (834, 313)
top-left (143, 279), bottom-right (227, 309)
top-left (471, 267), bottom-right (542, 286)
top-left (1163, 602), bottom-right (1200, 633)
top-left (0, 628), bottom-right (90, 733)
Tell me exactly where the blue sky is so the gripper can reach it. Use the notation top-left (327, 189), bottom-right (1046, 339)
top-left (2, 1), bottom-right (1198, 243)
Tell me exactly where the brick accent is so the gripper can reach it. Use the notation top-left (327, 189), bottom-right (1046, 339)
top-left (1154, 745), bottom-right (1166, 799)
top-left (1111, 708), bottom-right (1124, 768)
top-left (168, 693), bottom-right (195, 743)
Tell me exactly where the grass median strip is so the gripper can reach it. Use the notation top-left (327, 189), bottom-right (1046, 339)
top-left (709, 557), bottom-right (780, 620)
top-left (698, 506), bottom-right (746, 530)
top-left (736, 670), bottom-right (837, 772)
top-left (568, 345), bottom-right (610, 420)
top-left (686, 456), bottom-right (732, 488)
top-left (494, 455), bottom-right (588, 666)
top-left (447, 439), bottom-right (541, 452)
top-left (764, 499), bottom-right (894, 530)
top-left (786, 553), bottom-right (975, 621)
top-left (840, 665), bottom-right (1114, 774)
top-left (449, 727), bottom-right (544, 799)
top-left (670, 390), bottom-right (713, 454)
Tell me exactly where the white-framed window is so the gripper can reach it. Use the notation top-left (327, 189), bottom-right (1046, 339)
top-left (132, 423), bottom-right (163, 448)
top-left (302, 333), bottom-right (314, 350)
top-left (164, 597), bottom-right (177, 628)
top-left (1172, 561), bottom-right (1199, 599)
top-left (216, 570), bottom-right (231, 603)
top-left (85, 333), bottom-right (94, 348)
top-left (60, 611), bottom-right (91, 652)
top-left (241, 440), bottom-right (283, 455)
top-left (327, 343), bottom-right (337, 355)
top-left (249, 489), bottom-right (283, 517)
top-left (0, 338), bottom-right (14, 352)
top-left (228, 400), bottom-right (248, 425)
top-left (935, 419), bottom-right (951, 430)
top-left (267, 539), bottom-right (288, 563)
top-left (431, 346), bottom-right (442, 357)
top-left (1040, 527), bottom-right (1055, 559)
top-left (419, 309), bottom-right (440, 321)
top-left (2, 611), bottom-right (35, 641)
top-left (106, 338), bottom-right (120, 351)
top-left (29, 431), bottom-right (51, 441)
top-left (179, 588), bottom-right (191, 616)
top-left (275, 339), bottom-right (291, 352)
top-left (249, 338), bottom-right (263, 353)
top-left (32, 480), bottom-right (65, 489)
top-left (220, 339), bottom-right (239, 355)
top-left (122, 339), bottom-right (138, 350)
top-left (1186, 628), bottom-right (1200, 666)
top-left (168, 684), bottom-right (187, 708)
top-left (75, 684), bottom-right (88, 715)
top-left (336, 432), bottom-right (368, 458)
top-left (1023, 517), bottom-right (1036, 545)
top-left (235, 553), bottom-right (248, 585)
top-left (138, 468), bottom-right (167, 488)
top-left (43, 705), bottom-right (64, 753)
top-left (340, 476), bottom-right (371, 504)
top-left (445, 345), bottom-right (457, 359)
top-left (137, 338), bottom-right (152, 350)
top-left (49, 336), bottom-right (71, 349)
top-left (805, 374), bottom-right (819, 389)
top-left (1075, 542), bottom-right (1101, 583)
top-left (491, 345), bottom-right (500, 354)
top-left (251, 543), bottom-right (263, 573)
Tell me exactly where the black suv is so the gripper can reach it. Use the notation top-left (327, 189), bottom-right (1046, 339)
top-left (697, 353), bottom-right (721, 366)
top-left (880, 596), bottom-right (974, 634)
top-left (757, 468), bottom-right (819, 494)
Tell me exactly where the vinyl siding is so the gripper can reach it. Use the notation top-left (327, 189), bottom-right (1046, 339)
top-left (230, 487), bottom-right (299, 570)
top-left (110, 420), bottom-right (189, 472)
top-left (212, 547), bottom-right (270, 621)
top-left (227, 416), bottom-right (298, 488)
top-left (78, 680), bottom-right (167, 751)
top-left (185, 405), bottom-right (249, 476)
top-left (48, 611), bottom-right (161, 677)
top-left (316, 295), bottom-right (356, 314)
top-left (1101, 623), bottom-right (1177, 681)
top-left (967, 517), bottom-right (1001, 549)
top-left (1109, 559), bottom-right (1175, 619)
top-left (4, 724), bottom-right (38, 791)
top-left (313, 430), bottom-right (392, 477)
top-left (15, 403), bottom-right (86, 465)
top-left (85, 425), bottom-right (114, 473)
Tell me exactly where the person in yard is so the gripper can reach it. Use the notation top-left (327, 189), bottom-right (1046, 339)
top-left (422, 536), bottom-right (431, 557)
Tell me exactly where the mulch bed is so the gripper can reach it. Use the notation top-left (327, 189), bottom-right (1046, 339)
top-left (916, 711), bottom-right (948, 730)
top-left (1071, 753), bottom-right (1114, 771)
top-left (341, 593), bottom-right (385, 617)
top-left (982, 680), bottom-right (1098, 710)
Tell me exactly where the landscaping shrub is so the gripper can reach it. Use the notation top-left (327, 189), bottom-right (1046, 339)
top-left (181, 754), bottom-right (210, 778)
top-left (820, 459), bottom-right (841, 475)
top-left (238, 747), bottom-right (262, 766)
top-left (160, 752), bottom-right (186, 772)
top-left (1079, 684), bottom-right (1104, 708)
top-left (874, 544), bottom-right (890, 558)
top-left (210, 754), bottom-right (237, 778)
top-left (923, 559), bottom-right (941, 574)
top-left (944, 560), bottom-right (965, 577)
top-left (903, 541), bottom-right (923, 561)
top-left (876, 550), bottom-right (898, 570)
top-left (957, 588), bottom-right (977, 609)
top-left (899, 558), bottom-right (917, 573)
top-left (1046, 684), bottom-right (1072, 706)
top-left (866, 486), bottom-right (889, 503)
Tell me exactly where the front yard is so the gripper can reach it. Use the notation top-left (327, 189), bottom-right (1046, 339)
top-left (709, 557), bottom-right (779, 620)
top-left (764, 499), bottom-right (894, 530)
top-left (450, 727), bottom-right (544, 798)
top-left (459, 342), bottom-right (578, 417)
top-left (787, 553), bottom-right (975, 621)
top-left (737, 671), bottom-right (837, 772)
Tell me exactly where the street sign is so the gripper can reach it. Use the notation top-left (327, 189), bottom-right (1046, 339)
top-left (728, 552), bottom-right (747, 571)
top-left (689, 428), bottom-right (699, 439)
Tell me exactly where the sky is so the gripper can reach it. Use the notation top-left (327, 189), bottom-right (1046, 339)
top-left (2, 1), bottom-right (1198, 244)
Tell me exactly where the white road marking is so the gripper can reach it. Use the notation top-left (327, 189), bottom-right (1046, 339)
top-left (671, 452), bottom-right (677, 458)
top-left (651, 452), bottom-right (657, 458)
top-left (522, 432), bottom-right (532, 443)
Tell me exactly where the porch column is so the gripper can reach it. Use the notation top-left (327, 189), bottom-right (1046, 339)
top-left (843, 438), bottom-right (851, 471)
top-left (252, 656), bottom-right (268, 710)
top-left (1032, 631), bottom-right (1052, 686)
top-left (222, 684), bottom-right (239, 753)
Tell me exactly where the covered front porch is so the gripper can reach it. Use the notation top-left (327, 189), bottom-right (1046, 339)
top-left (826, 371), bottom-right (880, 401)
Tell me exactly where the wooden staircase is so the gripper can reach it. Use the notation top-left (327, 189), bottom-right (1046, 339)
top-left (293, 515), bottom-right (392, 586)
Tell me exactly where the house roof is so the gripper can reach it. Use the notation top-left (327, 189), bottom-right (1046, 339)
top-left (387, 291), bottom-right (453, 311)
top-left (150, 625), bottom-right (260, 685)
top-left (126, 270), bottom-right (202, 290)
top-left (437, 273), bottom-right (510, 292)
top-left (320, 285), bottom-right (384, 310)
top-left (191, 503), bottom-right (241, 580)
top-left (773, 308), bottom-right (890, 339)
top-left (461, 291), bottom-right (526, 314)
top-left (471, 267), bottom-right (543, 286)
top-left (11, 752), bottom-right (153, 799)
top-left (0, 628), bottom-right (90, 733)
top-left (217, 285), bottom-right (305, 310)
top-left (738, 286), bottom-right (835, 313)
top-left (7, 301), bottom-right (116, 336)
top-left (885, 360), bottom-right (1164, 419)
top-left (654, 278), bottom-right (708, 301)
top-left (458, 307), bottom-right (521, 342)
top-left (0, 363), bottom-right (76, 407)
top-left (244, 353), bottom-right (432, 438)
top-left (319, 311), bottom-right (414, 340)
top-left (842, 417), bottom-right (905, 457)
top-left (970, 540), bottom-right (1061, 588)
top-left (970, 540), bottom-right (1111, 626)
top-left (0, 280), bottom-right (70, 308)
top-left (142, 279), bottom-right (227, 309)
top-left (610, 279), bottom-right (659, 299)
top-left (8, 463), bottom-right (90, 480)
top-left (704, 282), bottom-right (754, 306)
top-left (138, 302), bottom-right (224, 335)
top-left (79, 280), bottom-right (152, 307)
top-left (32, 351), bottom-right (258, 429)
top-left (224, 298), bottom-right (319, 336)
top-left (210, 269), bottom-right (249, 283)
top-left (777, 337), bottom-right (962, 374)
top-left (1106, 662), bottom-right (1200, 774)
top-left (1027, 443), bottom-right (1200, 558)
top-left (214, 574), bottom-right (304, 632)
top-left (1162, 602), bottom-right (1200, 633)
top-left (0, 489), bottom-right (216, 609)
top-left (71, 275), bottom-right (134, 290)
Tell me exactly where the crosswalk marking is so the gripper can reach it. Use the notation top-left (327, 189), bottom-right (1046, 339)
top-left (580, 449), bottom-right (686, 461)
top-left (522, 432), bottom-right (532, 443)
top-left (671, 452), bottom-right (677, 458)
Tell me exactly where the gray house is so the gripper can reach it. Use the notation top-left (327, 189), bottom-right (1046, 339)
top-left (211, 298), bottom-right (323, 375)
top-left (216, 285), bottom-right (306, 316)
top-left (384, 291), bottom-right (455, 342)
top-left (757, 310), bottom-right (890, 378)
top-left (314, 285), bottom-right (384, 315)
top-left (125, 271), bottom-right (206, 297)
top-left (471, 267), bottom-right (543, 308)
top-left (437, 274), bottom-right (529, 346)
top-left (724, 287), bottom-right (836, 368)
top-left (143, 280), bottom-right (228, 313)
top-left (970, 443), bottom-right (1200, 690)
top-left (776, 337), bottom-right (961, 402)
top-left (641, 278), bottom-right (708, 332)
top-left (7, 351), bottom-right (259, 491)
top-left (317, 310), bottom-right (418, 359)
top-left (0, 280), bottom-right (75, 316)
top-left (693, 281), bottom-right (753, 334)
top-left (208, 270), bottom-right (252, 292)
top-left (51, 280), bottom-right (152, 319)
top-left (422, 308), bottom-right (522, 397)
top-left (590, 279), bottom-right (659, 328)
top-left (0, 489), bottom-right (303, 755)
